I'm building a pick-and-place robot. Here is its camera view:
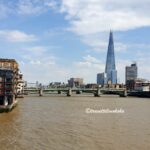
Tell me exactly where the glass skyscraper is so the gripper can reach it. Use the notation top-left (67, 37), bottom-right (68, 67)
top-left (105, 31), bottom-right (117, 84)
top-left (97, 73), bottom-right (107, 85)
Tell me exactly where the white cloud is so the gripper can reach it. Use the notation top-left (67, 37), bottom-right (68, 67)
top-left (29, 56), bottom-right (56, 66)
top-left (72, 55), bottom-right (105, 82)
top-left (81, 34), bottom-right (108, 52)
top-left (20, 60), bottom-right (69, 84)
top-left (17, 0), bottom-right (60, 15)
top-left (45, 0), bottom-right (58, 9)
top-left (21, 46), bottom-right (56, 64)
top-left (115, 43), bottom-right (128, 52)
top-left (75, 55), bottom-right (104, 69)
top-left (26, 65), bottom-right (66, 83)
top-left (19, 45), bottom-right (60, 83)
top-left (23, 46), bottom-right (47, 56)
top-left (83, 55), bottom-right (101, 63)
top-left (0, 30), bottom-right (37, 42)
top-left (17, 0), bottom-right (45, 15)
top-left (0, 0), bottom-right (59, 18)
top-left (61, 0), bottom-right (150, 35)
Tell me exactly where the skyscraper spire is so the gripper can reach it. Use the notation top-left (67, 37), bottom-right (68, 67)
top-left (105, 31), bottom-right (117, 84)
top-left (97, 30), bottom-right (117, 85)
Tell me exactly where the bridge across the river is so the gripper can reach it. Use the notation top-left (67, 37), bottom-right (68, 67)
top-left (24, 87), bottom-right (127, 97)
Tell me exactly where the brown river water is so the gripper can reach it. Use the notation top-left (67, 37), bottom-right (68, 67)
top-left (0, 95), bottom-right (150, 150)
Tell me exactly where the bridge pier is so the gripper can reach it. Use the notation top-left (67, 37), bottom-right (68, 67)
top-left (76, 90), bottom-right (82, 94)
top-left (119, 90), bottom-right (127, 97)
top-left (58, 91), bottom-right (62, 94)
top-left (39, 89), bottom-right (43, 96)
top-left (67, 88), bottom-right (72, 96)
top-left (94, 88), bottom-right (101, 97)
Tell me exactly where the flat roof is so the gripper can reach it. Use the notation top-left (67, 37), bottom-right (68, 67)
top-left (0, 58), bottom-right (18, 63)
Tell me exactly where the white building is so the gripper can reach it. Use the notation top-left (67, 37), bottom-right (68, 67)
top-left (17, 73), bottom-right (24, 94)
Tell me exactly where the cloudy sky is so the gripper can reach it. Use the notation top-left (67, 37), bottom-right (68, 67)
top-left (0, 0), bottom-right (150, 84)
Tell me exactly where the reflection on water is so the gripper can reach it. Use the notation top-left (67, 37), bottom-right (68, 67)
top-left (0, 95), bottom-right (150, 150)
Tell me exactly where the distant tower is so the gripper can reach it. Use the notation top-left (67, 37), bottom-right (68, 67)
top-left (105, 31), bottom-right (117, 84)
top-left (125, 63), bottom-right (137, 83)
top-left (97, 73), bottom-right (107, 85)
top-left (125, 62), bottom-right (138, 90)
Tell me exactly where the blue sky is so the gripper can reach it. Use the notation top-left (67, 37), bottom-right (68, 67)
top-left (0, 0), bottom-right (150, 84)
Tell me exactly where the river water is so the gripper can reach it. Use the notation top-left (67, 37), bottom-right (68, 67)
top-left (0, 95), bottom-right (150, 150)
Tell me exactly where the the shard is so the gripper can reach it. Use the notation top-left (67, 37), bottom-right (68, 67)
top-left (105, 31), bottom-right (117, 84)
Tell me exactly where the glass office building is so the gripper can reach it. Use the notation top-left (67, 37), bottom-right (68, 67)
top-left (105, 31), bottom-right (117, 84)
top-left (97, 73), bottom-right (107, 85)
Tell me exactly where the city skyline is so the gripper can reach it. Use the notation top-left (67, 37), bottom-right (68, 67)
top-left (0, 1), bottom-right (150, 83)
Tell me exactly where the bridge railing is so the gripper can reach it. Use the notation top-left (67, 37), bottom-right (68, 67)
top-left (23, 87), bottom-right (127, 97)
